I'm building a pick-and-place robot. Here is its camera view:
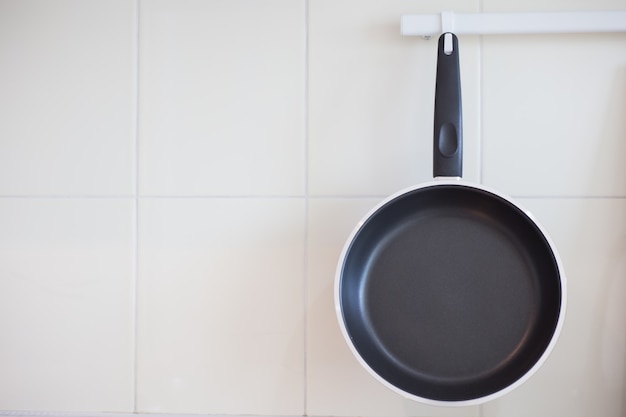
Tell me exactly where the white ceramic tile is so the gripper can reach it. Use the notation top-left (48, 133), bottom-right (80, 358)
top-left (482, 198), bottom-right (626, 417)
top-left (306, 198), bottom-right (479, 417)
top-left (480, 0), bottom-right (626, 198)
top-left (477, 1), bottom-right (626, 198)
top-left (308, 0), bottom-right (481, 197)
top-left (138, 0), bottom-right (305, 197)
top-left (136, 198), bottom-right (305, 415)
top-left (481, 33), bottom-right (626, 197)
top-left (0, 199), bottom-right (134, 411)
top-left (0, 0), bottom-right (135, 196)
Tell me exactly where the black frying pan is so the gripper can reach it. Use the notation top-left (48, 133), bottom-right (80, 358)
top-left (334, 33), bottom-right (566, 406)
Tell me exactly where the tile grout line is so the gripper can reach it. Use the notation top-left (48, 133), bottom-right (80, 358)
top-left (0, 412), bottom-right (437, 417)
top-left (0, 413), bottom-right (342, 417)
top-left (131, 0), bottom-right (141, 412)
top-left (0, 194), bottom-right (624, 200)
top-left (0, 194), bottom-right (625, 200)
top-left (302, 0), bottom-right (310, 414)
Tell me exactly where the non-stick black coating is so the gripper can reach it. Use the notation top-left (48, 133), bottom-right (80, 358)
top-left (339, 184), bottom-right (563, 402)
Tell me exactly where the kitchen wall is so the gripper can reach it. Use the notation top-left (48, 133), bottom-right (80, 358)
top-left (0, 0), bottom-right (625, 416)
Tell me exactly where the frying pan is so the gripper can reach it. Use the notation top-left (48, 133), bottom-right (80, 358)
top-left (334, 33), bottom-right (566, 406)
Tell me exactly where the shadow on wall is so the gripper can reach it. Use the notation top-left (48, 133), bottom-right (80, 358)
top-left (585, 64), bottom-right (626, 417)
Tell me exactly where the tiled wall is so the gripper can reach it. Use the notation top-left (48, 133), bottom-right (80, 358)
top-left (0, 0), bottom-right (625, 416)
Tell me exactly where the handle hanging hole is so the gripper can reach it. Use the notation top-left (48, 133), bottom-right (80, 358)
top-left (444, 33), bottom-right (454, 55)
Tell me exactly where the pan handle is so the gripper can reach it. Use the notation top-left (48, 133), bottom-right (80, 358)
top-left (433, 33), bottom-right (463, 178)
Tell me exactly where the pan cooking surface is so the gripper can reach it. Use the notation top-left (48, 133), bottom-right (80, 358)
top-left (365, 211), bottom-right (533, 378)
top-left (340, 185), bottom-right (562, 401)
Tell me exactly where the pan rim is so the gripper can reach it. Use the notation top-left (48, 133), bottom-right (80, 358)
top-left (333, 178), bottom-right (567, 406)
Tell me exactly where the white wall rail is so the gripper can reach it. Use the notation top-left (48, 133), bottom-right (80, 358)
top-left (401, 11), bottom-right (626, 38)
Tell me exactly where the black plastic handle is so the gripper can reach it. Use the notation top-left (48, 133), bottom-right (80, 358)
top-left (433, 33), bottom-right (463, 178)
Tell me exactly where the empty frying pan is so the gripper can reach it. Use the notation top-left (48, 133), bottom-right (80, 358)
top-left (334, 33), bottom-right (566, 406)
